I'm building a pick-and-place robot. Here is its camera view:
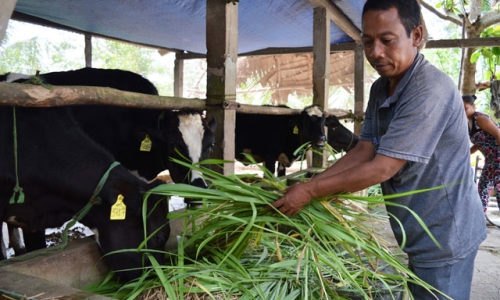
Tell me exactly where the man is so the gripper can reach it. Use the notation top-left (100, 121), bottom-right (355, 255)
top-left (271, 0), bottom-right (486, 299)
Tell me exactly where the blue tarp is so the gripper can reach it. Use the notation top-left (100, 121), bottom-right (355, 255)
top-left (13, 0), bottom-right (365, 55)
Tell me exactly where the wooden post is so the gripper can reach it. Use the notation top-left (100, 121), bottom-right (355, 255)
top-left (0, 0), bottom-right (17, 45)
top-left (206, 0), bottom-right (238, 175)
top-left (84, 33), bottom-right (92, 68)
top-left (312, 6), bottom-right (330, 168)
top-left (353, 43), bottom-right (365, 135)
top-left (174, 53), bottom-right (184, 98)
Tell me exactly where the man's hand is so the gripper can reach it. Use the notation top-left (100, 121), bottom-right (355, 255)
top-left (270, 182), bottom-right (314, 216)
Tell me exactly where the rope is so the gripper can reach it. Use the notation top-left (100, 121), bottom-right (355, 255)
top-left (0, 161), bottom-right (121, 266)
top-left (9, 107), bottom-right (24, 204)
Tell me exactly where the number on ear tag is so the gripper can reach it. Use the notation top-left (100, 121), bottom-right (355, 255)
top-left (140, 134), bottom-right (152, 152)
top-left (293, 125), bottom-right (299, 135)
top-left (110, 194), bottom-right (126, 220)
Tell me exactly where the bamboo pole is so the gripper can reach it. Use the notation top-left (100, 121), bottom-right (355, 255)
top-left (0, 83), bottom-right (362, 118)
top-left (0, 82), bottom-right (205, 109)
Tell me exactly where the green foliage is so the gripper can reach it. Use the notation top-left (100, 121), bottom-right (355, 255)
top-left (435, 0), bottom-right (468, 15)
top-left (471, 25), bottom-right (500, 80)
top-left (1, 21), bottom-right (175, 96)
top-left (0, 37), bottom-right (44, 74)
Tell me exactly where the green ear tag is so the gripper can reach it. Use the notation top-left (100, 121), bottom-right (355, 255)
top-left (140, 134), bottom-right (152, 152)
top-left (293, 125), bottom-right (299, 135)
top-left (110, 194), bottom-right (126, 220)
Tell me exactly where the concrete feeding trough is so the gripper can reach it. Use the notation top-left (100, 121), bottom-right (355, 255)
top-left (0, 236), bottom-right (113, 299)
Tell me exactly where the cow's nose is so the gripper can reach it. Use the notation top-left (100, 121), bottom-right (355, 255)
top-left (314, 135), bottom-right (326, 148)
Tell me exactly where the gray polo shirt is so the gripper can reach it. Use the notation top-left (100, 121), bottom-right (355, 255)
top-left (360, 53), bottom-right (486, 267)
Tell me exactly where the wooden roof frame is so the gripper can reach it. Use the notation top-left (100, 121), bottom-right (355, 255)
top-left (2, 0), bottom-right (500, 174)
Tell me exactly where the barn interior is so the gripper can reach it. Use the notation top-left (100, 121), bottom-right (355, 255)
top-left (2, 0), bottom-right (499, 299)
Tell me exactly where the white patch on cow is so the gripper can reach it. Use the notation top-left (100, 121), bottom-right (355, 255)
top-left (4, 73), bottom-right (31, 83)
top-left (177, 114), bottom-right (205, 184)
top-left (304, 105), bottom-right (323, 117)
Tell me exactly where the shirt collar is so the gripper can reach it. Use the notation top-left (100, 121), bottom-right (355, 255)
top-left (377, 52), bottom-right (424, 108)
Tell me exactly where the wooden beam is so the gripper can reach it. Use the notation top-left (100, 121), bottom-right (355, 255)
top-left (206, 0), bottom-right (238, 175)
top-left (177, 43), bottom-right (357, 59)
top-left (313, 7), bottom-right (330, 110)
top-left (0, 82), bottom-right (206, 109)
top-left (84, 33), bottom-right (92, 67)
top-left (174, 53), bottom-right (184, 98)
top-left (353, 43), bottom-right (365, 136)
top-left (238, 104), bottom-right (301, 115)
top-left (425, 37), bottom-right (500, 49)
top-left (0, 0), bottom-right (17, 44)
top-left (310, 0), bottom-right (361, 42)
top-left (312, 6), bottom-right (330, 169)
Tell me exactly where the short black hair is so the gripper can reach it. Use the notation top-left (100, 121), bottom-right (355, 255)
top-left (462, 94), bottom-right (477, 105)
top-left (362, 0), bottom-right (421, 37)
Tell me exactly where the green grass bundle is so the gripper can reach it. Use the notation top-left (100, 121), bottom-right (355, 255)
top-left (85, 158), bottom-right (447, 300)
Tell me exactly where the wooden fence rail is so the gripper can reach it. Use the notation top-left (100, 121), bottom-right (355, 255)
top-left (0, 82), bottom-right (358, 118)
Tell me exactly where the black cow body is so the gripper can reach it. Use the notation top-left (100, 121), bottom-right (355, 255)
top-left (235, 105), bottom-right (326, 176)
top-left (0, 106), bottom-right (170, 281)
top-left (1, 68), bottom-right (216, 257)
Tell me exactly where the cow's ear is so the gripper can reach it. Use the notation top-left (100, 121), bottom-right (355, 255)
top-left (325, 116), bottom-right (340, 127)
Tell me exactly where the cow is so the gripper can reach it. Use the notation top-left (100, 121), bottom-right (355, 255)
top-left (1, 68), bottom-right (216, 255)
top-left (0, 105), bottom-right (170, 282)
top-left (1, 68), bottom-right (216, 185)
top-left (235, 105), bottom-right (327, 177)
top-left (325, 115), bottom-right (359, 153)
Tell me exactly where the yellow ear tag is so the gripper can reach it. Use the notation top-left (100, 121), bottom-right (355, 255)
top-left (293, 125), bottom-right (299, 135)
top-left (110, 194), bottom-right (126, 220)
top-left (140, 134), bottom-right (152, 152)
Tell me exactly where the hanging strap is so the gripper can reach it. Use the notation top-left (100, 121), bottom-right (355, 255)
top-left (9, 107), bottom-right (24, 204)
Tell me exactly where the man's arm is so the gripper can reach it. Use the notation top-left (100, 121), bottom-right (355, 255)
top-left (312, 140), bottom-right (376, 180)
top-left (271, 144), bottom-right (407, 216)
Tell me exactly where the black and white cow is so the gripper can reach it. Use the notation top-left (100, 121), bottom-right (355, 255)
top-left (1, 68), bottom-right (216, 185)
top-left (0, 106), bottom-right (170, 281)
top-left (235, 105), bottom-right (327, 176)
top-left (325, 115), bottom-right (359, 153)
top-left (1, 68), bottom-right (216, 255)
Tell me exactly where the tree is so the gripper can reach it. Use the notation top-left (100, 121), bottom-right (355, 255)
top-left (420, 0), bottom-right (500, 95)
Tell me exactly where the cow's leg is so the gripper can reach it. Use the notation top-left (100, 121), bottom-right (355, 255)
top-left (8, 224), bottom-right (27, 256)
top-left (264, 159), bottom-right (277, 176)
top-left (23, 231), bottom-right (46, 252)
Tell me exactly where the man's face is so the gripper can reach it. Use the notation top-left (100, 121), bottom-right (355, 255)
top-left (362, 7), bottom-right (421, 84)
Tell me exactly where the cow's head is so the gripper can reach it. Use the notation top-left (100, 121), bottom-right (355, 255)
top-left (157, 109), bottom-right (216, 189)
top-left (278, 105), bottom-right (327, 168)
top-left (89, 170), bottom-right (169, 282)
top-left (298, 105), bottom-right (327, 149)
top-left (325, 116), bottom-right (359, 152)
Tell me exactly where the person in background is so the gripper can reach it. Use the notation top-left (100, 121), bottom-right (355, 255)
top-left (271, 0), bottom-right (486, 299)
top-left (463, 94), bottom-right (500, 212)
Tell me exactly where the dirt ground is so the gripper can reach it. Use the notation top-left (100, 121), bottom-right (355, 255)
top-left (471, 225), bottom-right (500, 299)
